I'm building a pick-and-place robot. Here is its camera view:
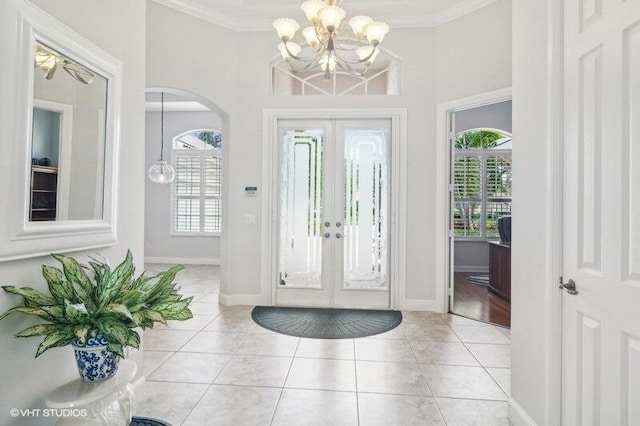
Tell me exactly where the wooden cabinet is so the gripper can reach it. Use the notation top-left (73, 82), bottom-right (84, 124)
top-left (30, 166), bottom-right (58, 221)
top-left (488, 241), bottom-right (511, 301)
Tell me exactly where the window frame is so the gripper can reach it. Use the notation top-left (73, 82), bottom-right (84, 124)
top-left (170, 129), bottom-right (222, 237)
top-left (452, 132), bottom-right (512, 241)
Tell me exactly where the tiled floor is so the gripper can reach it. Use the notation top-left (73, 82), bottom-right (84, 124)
top-left (134, 265), bottom-right (511, 425)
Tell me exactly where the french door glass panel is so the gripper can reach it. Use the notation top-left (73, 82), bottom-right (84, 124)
top-left (278, 128), bottom-right (324, 289)
top-left (276, 119), bottom-right (391, 309)
top-left (342, 128), bottom-right (388, 290)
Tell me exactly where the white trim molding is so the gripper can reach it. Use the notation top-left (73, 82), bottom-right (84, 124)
top-left (151, 0), bottom-right (500, 31)
top-left (219, 293), bottom-right (264, 307)
top-left (435, 88), bottom-right (512, 313)
top-left (261, 108), bottom-right (407, 310)
top-left (144, 257), bottom-right (220, 266)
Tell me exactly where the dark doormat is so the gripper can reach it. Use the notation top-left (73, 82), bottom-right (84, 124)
top-left (130, 417), bottom-right (172, 426)
top-left (251, 306), bottom-right (403, 339)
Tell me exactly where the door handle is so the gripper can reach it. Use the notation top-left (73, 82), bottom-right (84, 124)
top-left (559, 278), bottom-right (579, 295)
top-left (335, 233), bottom-right (343, 239)
top-left (324, 232), bottom-right (331, 238)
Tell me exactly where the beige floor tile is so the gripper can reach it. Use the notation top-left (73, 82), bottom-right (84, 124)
top-left (403, 324), bottom-right (461, 342)
top-left (148, 352), bottom-right (231, 383)
top-left (235, 333), bottom-right (300, 357)
top-left (356, 361), bottom-right (430, 396)
top-left (358, 393), bottom-right (444, 426)
top-left (133, 381), bottom-right (208, 425)
top-left (450, 325), bottom-right (511, 344)
top-left (188, 302), bottom-right (224, 316)
top-left (401, 311), bottom-right (450, 324)
top-left (215, 355), bottom-right (292, 387)
top-left (142, 350), bottom-right (172, 376)
top-left (421, 365), bottom-right (507, 400)
top-left (285, 358), bottom-right (356, 391)
top-left (197, 293), bottom-right (220, 303)
top-left (143, 329), bottom-right (197, 351)
top-left (180, 331), bottom-right (246, 354)
top-left (355, 338), bottom-right (416, 363)
top-left (409, 340), bottom-right (479, 366)
top-left (182, 385), bottom-right (281, 426)
top-left (445, 314), bottom-right (495, 327)
top-left (271, 389), bottom-right (358, 426)
top-left (466, 343), bottom-right (511, 368)
top-left (486, 367), bottom-right (511, 395)
top-left (296, 338), bottom-right (355, 360)
top-left (436, 397), bottom-right (509, 425)
top-left (205, 315), bottom-right (256, 333)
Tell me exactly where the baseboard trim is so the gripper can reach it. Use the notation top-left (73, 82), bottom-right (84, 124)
top-left (454, 266), bottom-right (490, 273)
top-left (219, 293), bottom-right (263, 306)
top-left (508, 398), bottom-right (537, 426)
top-left (144, 257), bottom-right (220, 266)
top-left (403, 299), bottom-right (445, 313)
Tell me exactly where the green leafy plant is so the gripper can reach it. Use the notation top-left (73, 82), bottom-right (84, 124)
top-left (0, 250), bottom-right (192, 358)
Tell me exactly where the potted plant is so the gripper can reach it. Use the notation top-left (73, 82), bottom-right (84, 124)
top-left (0, 250), bottom-right (193, 382)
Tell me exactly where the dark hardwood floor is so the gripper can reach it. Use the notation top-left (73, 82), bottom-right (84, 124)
top-left (451, 272), bottom-right (511, 328)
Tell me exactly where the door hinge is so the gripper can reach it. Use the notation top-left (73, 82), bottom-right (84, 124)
top-left (447, 286), bottom-right (453, 296)
top-left (448, 229), bottom-right (454, 238)
top-left (448, 184), bottom-right (455, 192)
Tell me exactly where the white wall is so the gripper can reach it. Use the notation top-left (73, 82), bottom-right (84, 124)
top-left (510, 0), bottom-right (560, 424)
top-left (455, 100), bottom-right (512, 133)
top-left (0, 1), bottom-right (146, 425)
top-left (145, 110), bottom-right (222, 262)
top-left (146, 0), bottom-right (512, 306)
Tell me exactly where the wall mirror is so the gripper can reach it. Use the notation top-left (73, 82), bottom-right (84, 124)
top-left (0, 3), bottom-right (122, 261)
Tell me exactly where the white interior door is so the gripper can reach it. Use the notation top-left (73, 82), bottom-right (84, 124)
top-left (562, 1), bottom-right (640, 424)
top-left (276, 119), bottom-right (391, 309)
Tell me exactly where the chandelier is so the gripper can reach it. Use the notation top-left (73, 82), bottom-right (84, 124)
top-left (273, 0), bottom-right (390, 80)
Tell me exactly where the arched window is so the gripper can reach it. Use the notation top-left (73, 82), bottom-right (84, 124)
top-left (453, 129), bottom-right (512, 239)
top-left (172, 129), bottom-right (222, 234)
top-left (271, 47), bottom-right (399, 96)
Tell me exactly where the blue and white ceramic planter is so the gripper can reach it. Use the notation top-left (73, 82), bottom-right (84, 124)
top-left (72, 335), bottom-right (120, 382)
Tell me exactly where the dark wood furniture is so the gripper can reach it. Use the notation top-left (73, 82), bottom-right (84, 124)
top-left (488, 241), bottom-right (511, 301)
top-left (30, 165), bottom-right (58, 221)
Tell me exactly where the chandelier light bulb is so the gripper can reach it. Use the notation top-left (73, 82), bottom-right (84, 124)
top-left (301, 0), bottom-right (325, 22)
top-left (363, 21), bottom-right (390, 44)
top-left (356, 45), bottom-right (379, 64)
top-left (302, 26), bottom-right (320, 47)
top-left (348, 16), bottom-right (373, 38)
top-left (278, 42), bottom-right (302, 60)
top-left (273, 18), bottom-right (300, 41)
top-left (148, 160), bottom-right (176, 184)
top-left (318, 5), bottom-right (346, 30)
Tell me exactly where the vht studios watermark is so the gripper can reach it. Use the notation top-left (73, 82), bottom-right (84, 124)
top-left (10, 408), bottom-right (88, 418)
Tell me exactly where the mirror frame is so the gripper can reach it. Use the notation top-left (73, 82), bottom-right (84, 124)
top-left (0, 3), bottom-right (122, 261)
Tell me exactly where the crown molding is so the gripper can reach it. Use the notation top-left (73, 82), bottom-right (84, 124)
top-left (151, 0), bottom-right (500, 31)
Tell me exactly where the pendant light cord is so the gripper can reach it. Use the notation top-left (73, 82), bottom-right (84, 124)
top-left (160, 92), bottom-right (165, 161)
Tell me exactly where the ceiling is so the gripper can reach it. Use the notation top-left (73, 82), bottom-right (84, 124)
top-left (151, 0), bottom-right (499, 31)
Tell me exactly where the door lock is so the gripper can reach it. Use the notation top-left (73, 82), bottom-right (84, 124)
top-left (336, 222), bottom-right (342, 227)
top-left (335, 233), bottom-right (343, 239)
top-left (324, 232), bottom-right (331, 238)
top-left (324, 221), bottom-right (331, 227)
top-left (559, 278), bottom-right (579, 295)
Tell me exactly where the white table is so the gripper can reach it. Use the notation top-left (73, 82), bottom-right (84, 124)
top-left (45, 360), bottom-right (136, 426)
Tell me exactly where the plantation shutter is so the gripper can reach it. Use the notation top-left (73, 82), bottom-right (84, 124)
top-left (174, 152), bottom-right (222, 233)
top-left (453, 151), bottom-right (512, 239)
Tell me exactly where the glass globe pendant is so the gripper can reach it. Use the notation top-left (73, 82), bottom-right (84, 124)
top-left (148, 92), bottom-right (175, 184)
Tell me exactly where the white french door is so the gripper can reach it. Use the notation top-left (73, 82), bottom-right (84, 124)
top-left (562, 0), bottom-right (640, 424)
top-left (276, 119), bottom-right (391, 309)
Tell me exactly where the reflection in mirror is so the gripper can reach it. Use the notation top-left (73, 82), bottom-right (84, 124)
top-left (30, 41), bottom-right (107, 222)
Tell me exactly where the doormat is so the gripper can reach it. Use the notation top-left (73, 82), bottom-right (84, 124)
top-left (251, 306), bottom-right (402, 339)
top-left (130, 417), bottom-right (172, 426)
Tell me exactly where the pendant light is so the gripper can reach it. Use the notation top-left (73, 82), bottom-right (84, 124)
top-left (148, 92), bottom-right (176, 184)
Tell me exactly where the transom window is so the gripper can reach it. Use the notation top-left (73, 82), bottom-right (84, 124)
top-left (172, 130), bottom-right (222, 234)
top-left (453, 129), bottom-right (512, 239)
